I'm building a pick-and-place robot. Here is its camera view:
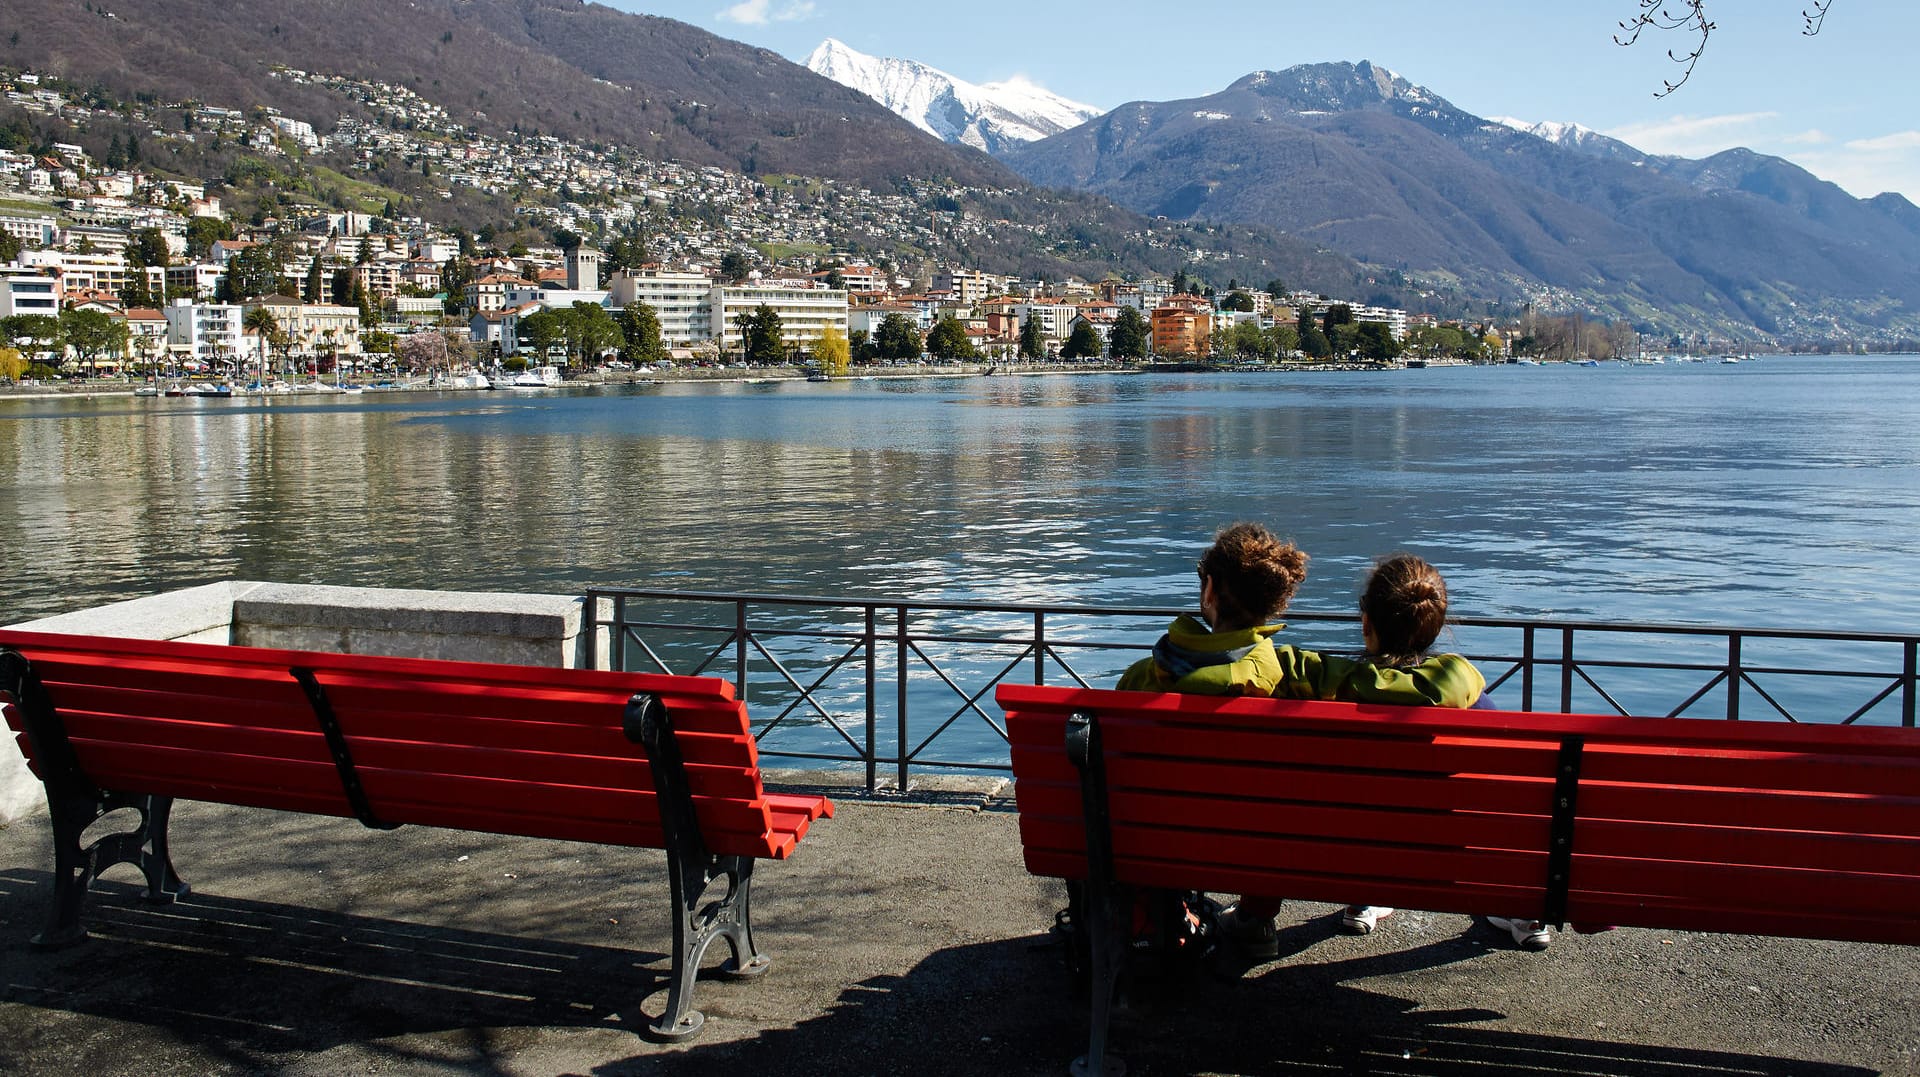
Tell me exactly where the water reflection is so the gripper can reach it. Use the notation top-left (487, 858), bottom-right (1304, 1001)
top-left (3, 359), bottom-right (1920, 643)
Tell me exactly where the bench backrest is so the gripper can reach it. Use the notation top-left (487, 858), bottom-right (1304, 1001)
top-left (1000, 684), bottom-right (1920, 945)
top-left (0, 630), bottom-right (813, 859)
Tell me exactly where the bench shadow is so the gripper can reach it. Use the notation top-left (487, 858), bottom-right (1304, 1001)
top-left (623, 925), bottom-right (1879, 1077)
top-left (0, 868), bottom-right (679, 1069)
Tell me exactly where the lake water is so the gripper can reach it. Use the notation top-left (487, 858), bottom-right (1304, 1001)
top-left (6, 356), bottom-right (1917, 628)
top-left (4, 357), bottom-right (1919, 760)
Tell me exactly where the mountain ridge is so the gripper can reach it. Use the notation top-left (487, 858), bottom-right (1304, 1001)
top-left (803, 38), bottom-right (1101, 156)
top-left (1004, 60), bottom-right (1920, 339)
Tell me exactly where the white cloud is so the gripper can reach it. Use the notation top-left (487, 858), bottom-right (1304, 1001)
top-left (1603, 112), bottom-right (1779, 157)
top-left (1783, 145), bottom-right (1920, 202)
top-left (1779, 129), bottom-right (1832, 146)
top-left (1846, 130), bottom-right (1920, 152)
top-left (716, 0), bottom-right (816, 25)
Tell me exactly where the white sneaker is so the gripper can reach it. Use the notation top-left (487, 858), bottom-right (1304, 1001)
top-left (1340, 905), bottom-right (1393, 935)
top-left (1486, 916), bottom-right (1552, 951)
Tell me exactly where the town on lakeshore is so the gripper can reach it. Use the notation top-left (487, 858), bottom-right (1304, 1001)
top-left (0, 64), bottom-right (1778, 393)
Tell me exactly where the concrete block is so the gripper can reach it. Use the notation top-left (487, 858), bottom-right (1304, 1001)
top-left (6, 581), bottom-right (265, 639)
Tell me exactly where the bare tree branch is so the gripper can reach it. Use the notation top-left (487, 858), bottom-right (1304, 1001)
top-left (1803, 0), bottom-right (1833, 36)
top-left (1615, 3), bottom-right (1834, 98)
top-left (1614, 1), bottom-right (1714, 98)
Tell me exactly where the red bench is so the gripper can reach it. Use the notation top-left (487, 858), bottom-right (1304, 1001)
top-left (1000, 683), bottom-right (1920, 1076)
top-left (0, 630), bottom-right (832, 1042)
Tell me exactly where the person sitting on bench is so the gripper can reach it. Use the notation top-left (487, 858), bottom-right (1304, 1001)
top-left (1115, 521), bottom-right (1309, 698)
top-left (1218, 553), bottom-right (1490, 953)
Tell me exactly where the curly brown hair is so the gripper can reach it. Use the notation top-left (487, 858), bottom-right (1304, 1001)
top-left (1198, 522), bottom-right (1309, 630)
top-left (1361, 554), bottom-right (1450, 667)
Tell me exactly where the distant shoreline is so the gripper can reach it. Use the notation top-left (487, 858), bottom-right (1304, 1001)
top-left (0, 357), bottom-right (1431, 399)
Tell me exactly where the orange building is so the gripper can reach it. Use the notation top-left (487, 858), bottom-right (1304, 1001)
top-left (1150, 306), bottom-right (1213, 357)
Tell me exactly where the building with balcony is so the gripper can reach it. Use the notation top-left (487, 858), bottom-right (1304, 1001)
top-left (0, 265), bottom-right (59, 318)
top-left (163, 298), bottom-right (244, 366)
top-left (711, 284), bottom-right (848, 356)
top-left (1150, 306), bottom-right (1212, 358)
top-left (607, 270), bottom-right (717, 345)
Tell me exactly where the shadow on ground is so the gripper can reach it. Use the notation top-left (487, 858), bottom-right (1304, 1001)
top-left (0, 869), bottom-right (1874, 1077)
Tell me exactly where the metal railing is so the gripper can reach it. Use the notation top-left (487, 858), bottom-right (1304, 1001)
top-left (584, 588), bottom-right (1920, 792)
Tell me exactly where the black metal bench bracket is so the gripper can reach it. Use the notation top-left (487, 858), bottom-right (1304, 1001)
top-left (626, 692), bottom-right (768, 1041)
top-left (1, 649), bottom-right (188, 949)
top-left (1065, 710), bottom-right (1128, 1077)
top-left (1543, 735), bottom-right (1586, 928)
top-left (291, 667), bottom-right (400, 832)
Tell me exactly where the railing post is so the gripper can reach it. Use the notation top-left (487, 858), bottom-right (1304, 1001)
top-left (1034, 610), bottom-right (1046, 685)
top-left (1560, 627), bottom-right (1574, 713)
top-left (864, 605), bottom-right (878, 793)
top-left (610, 592), bottom-right (625, 671)
top-left (896, 605), bottom-right (910, 792)
top-left (1906, 639), bottom-right (1917, 729)
top-left (584, 590), bottom-right (601, 671)
top-left (1727, 633), bottom-right (1742, 721)
top-left (734, 599), bottom-right (749, 700)
top-left (1522, 626), bottom-right (1535, 712)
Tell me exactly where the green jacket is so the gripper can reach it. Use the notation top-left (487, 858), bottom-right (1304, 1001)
top-left (1269, 645), bottom-right (1485, 708)
top-left (1115, 615), bottom-right (1285, 697)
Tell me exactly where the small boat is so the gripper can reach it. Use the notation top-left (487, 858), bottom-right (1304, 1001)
top-left (133, 384), bottom-right (161, 398)
top-left (449, 371), bottom-right (493, 391)
top-left (1720, 355), bottom-right (1741, 364)
top-left (509, 365), bottom-right (563, 389)
top-left (340, 384), bottom-right (365, 395)
top-left (163, 383), bottom-right (185, 397)
top-left (1403, 358), bottom-right (1427, 369)
top-left (807, 372), bottom-right (831, 382)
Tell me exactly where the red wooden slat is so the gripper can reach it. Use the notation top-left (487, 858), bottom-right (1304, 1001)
top-left (1569, 852), bottom-right (1920, 909)
top-left (1577, 817), bottom-right (1920, 875)
top-left (1103, 757), bottom-right (1556, 816)
top-left (1577, 781), bottom-right (1920, 834)
top-left (1112, 793), bottom-right (1550, 850)
top-left (1107, 824), bottom-right (1548, 890)
top-left (1095, 722), bottom-right (1566, 780)
top-left (72, 739), bottom-right (343, 802)
top-left (1569, 742), bottom-right (1920, 797)
top-left (999, 685), bottom-right (1920, 756)
top-left (765, 792), bottom-right (835, 821)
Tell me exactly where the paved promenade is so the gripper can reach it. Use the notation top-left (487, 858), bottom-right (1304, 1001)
top-left (0, 778), bottom-right (1914, 1076)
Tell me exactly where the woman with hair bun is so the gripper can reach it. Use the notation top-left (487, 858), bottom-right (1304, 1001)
top-left (1216, 554), bottom-right (1492, 954)
top-left (1115, 522), bottom-right (1309, 697)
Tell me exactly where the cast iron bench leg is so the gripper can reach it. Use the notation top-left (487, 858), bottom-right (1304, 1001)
top-left (35, 791), bottom-right (188, 950)
top-left (649, 852), bottom-right (769, 1041)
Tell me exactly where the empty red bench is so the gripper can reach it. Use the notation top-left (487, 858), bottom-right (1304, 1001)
top-left (0, 629), bottom-right (832, 1041)
top-left (1000, 683), bottom-right (1920, 1076)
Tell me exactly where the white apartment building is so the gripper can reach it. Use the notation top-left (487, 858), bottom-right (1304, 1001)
top-left (1015, 302), bottom-right (1079, 341)
top-left (607, 270), bottom-right (716, 344)
top-left (712, 284), bottom-right (848, 354)
top-left (0, 213), bottom-right (59, 248)
top-left (834, 264), bottom-right (888, 292)
top-left (165, 262), bottom-right (226, 301)
top-left (1352, 304), bottom-right (1409, 340)
top-left (22, 248), bottom-right (159, 298)
top-left (164, 298), bottom-right (244, 365)
top-left (0, 265), bottom-right (59, 318)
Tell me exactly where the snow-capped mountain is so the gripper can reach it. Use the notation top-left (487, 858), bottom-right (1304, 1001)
top-left (1493, 117), bottom-right (1648, 163)
top-left (804, 38), bottom-right (1102, 156)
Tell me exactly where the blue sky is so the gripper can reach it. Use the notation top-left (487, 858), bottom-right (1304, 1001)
top-left (605, 1), bottom-right (1920, 204)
